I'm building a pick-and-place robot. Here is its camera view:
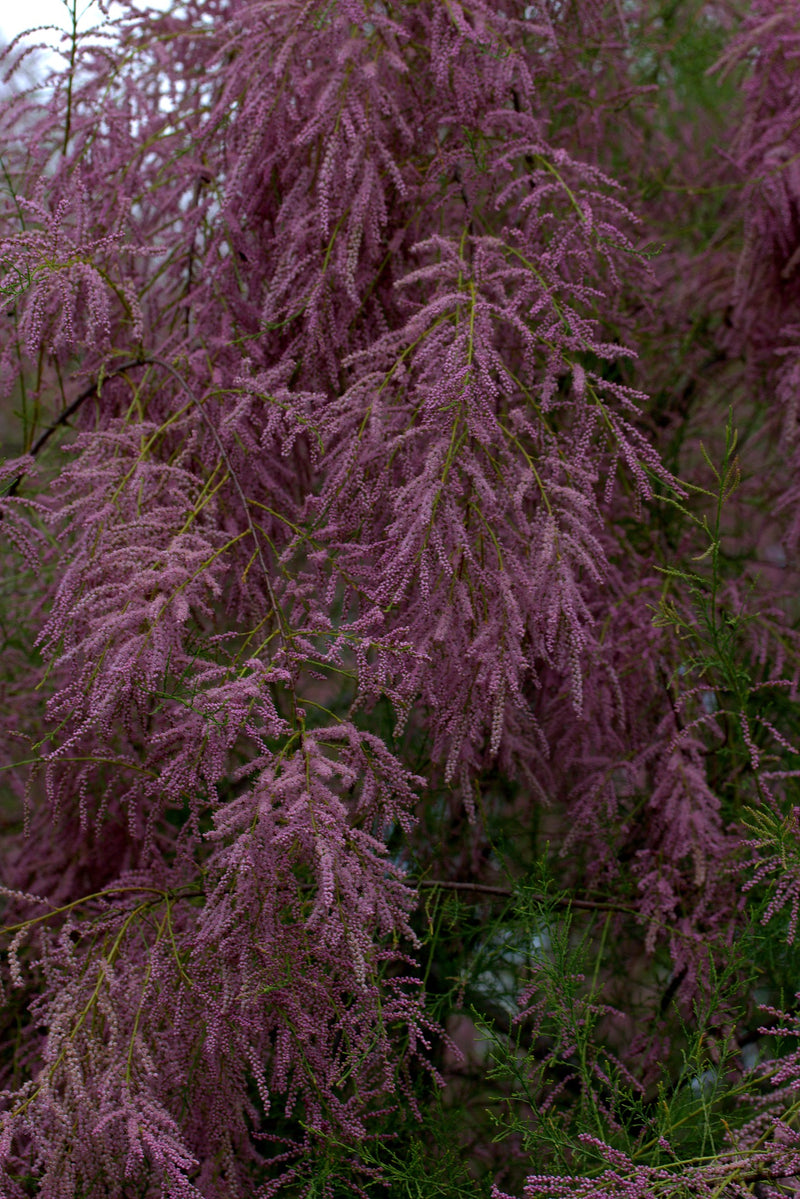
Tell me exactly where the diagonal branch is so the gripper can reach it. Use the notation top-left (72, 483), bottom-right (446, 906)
top-left (0, 358), bottom-right (155, 509)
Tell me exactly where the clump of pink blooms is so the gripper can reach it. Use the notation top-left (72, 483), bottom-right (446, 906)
top-left (1, 1), bottom-right (800, 1195)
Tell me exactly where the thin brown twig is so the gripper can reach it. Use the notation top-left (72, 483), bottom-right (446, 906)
top-left (416, 877), bottom-right (637, 913)
top-left (0, 357), bottom-right (154, 508)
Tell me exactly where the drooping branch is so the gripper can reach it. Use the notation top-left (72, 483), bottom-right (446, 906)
top-left (0, 358), bottom-right (154, 509)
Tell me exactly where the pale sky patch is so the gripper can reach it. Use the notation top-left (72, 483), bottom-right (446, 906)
top-left (0, 0), bottom-right (174, 86)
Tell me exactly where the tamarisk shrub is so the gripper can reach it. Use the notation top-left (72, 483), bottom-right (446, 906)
top-left (3, 0), bottom-right (800, 1196)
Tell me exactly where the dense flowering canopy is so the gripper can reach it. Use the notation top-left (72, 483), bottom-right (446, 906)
top-left (2, 1), bottom-right (800, 1196)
